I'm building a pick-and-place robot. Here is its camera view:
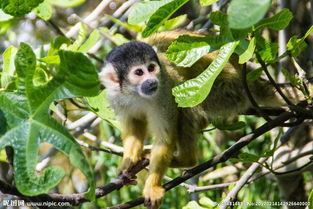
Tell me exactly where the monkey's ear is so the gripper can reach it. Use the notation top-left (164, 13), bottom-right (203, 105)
top-left (152, 45), bottom-right (158, 53)
top-left (99, 63), bottom-right (120, 90)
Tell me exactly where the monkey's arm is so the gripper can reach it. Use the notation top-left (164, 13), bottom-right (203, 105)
top-left (118, 118), bottom-right (147, 172)
top-left (143, 135), bottom-right (175, 209)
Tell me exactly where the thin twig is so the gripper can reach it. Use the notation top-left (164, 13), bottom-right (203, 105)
top-left (242, 63), bottom-right (272, 121)
top-left (220, 158), bottom-right (267, 209)
top-left (256, 52), bottom-right (294, 106)
top-left (66, 0), bottom-right (112, 38)
top-left (77, 139), bottom-right (122, 156)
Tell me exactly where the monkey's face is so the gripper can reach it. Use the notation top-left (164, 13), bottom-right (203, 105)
top-left (100, 41), bottom-right (161, 98)
top-left (127, 61), bottom-right (160, 97)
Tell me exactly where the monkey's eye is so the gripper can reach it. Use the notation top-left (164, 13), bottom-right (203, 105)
top-left (134, 68), bottom-right (144, 76)
top-left (148, 64), bottom-right (155, 72)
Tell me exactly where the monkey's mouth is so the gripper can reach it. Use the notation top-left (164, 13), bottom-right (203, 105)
top-left (142, 85), bottom-right (158, 96)
top-left (141, 80), bottom-right (158, 96)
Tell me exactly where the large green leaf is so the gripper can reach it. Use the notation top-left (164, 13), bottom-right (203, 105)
top-left (0, 43), bottom-right (99, 199)
top-left (166, 35), bottom-right (227, 67)
top-left (142, 0), bottom-right (189, 38)
top-left (0, 0), bottom-right (44, 16)
top-left (227, 0), bottom-right (271, 29)
top-left (254, 8), bottom-right (293, 31)
top-left (128, 0), bottom-right (173, 25)
top-left (172, 41), bottom-right (238, 107)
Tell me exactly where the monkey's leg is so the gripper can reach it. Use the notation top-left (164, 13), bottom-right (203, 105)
top-left (118, 118), bottom-right (147, 173)
top-left (143, 141), bottom-right (174, 209)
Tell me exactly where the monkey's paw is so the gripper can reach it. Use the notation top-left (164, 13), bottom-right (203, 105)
top-left (117, 157), bottom-right (137, 174)
top-left (143, 185), bottom-right (164, 209)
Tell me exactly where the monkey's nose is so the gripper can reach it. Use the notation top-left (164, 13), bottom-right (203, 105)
top-left (141, 79), bottom-right (158, 95)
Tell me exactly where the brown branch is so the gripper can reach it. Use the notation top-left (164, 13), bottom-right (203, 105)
top-left (245, 107), bottom-right (287, 116)
top-left (256, 52), bottom-right (294, 106)
top-left (0, 159), bottom-right (149, 206)
top-left (108, 111), bottom-right (295, 209)
top-left (220, 158), bottom-right (267, 209)
top-left (242, 63), bottom-right (272, 121)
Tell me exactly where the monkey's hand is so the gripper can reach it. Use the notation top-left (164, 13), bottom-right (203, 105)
top-left (143, 175), bottom-right (165, 209)
top-left (117, 155), bottom-right (141, 174)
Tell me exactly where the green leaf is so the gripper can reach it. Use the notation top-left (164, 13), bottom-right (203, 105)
top-left (48, 36), bottom-right (71, 56)
top-left (142, 0), bottom-right (189, 38)
top-left (238, 152), bottom-right (260, 163)
top-left (38, 55), bottom-right (60, 64)
top-left (172, 41), bottom-right (238, 107)
top-left (99, 27), bottom-right (130, 46)
top-left (256, 34), bottom-right (278, 62)
top-left (254, 9), bottom-right (293, 31)
top-left (48, 0), bottom-right (85, 8)
top-left (67, 23), bottom-right (87, 51)
top-left (0, 17), bottom-right (17, 36)
top-left (0, 0), bottom-right (44, 16)
top-left (199, 197), bottom-right (218, 208)
top-left (33, 0), bottom-right (52, 21)
top-left (200, 0), bottom-right (218, 7)
top-left (166, 35), bottom-right (227, 67)
top-left (0, 9), bottom-right (13, 21)
top-left (247, 68), bottom-right (263, 82)
top-left (162, 14), bottom-right (187, 30)
top-left (239, 37), bottom-right (256, 64)
top-left (281, 68), bottom-right (300, 86)
top-left (78, 29), bottom-right (100, 53)
top-left (0, 43), bottom-right (99, 199)
top-left (0, 149), bottom-right (7, 162)
top-left (33, 66), bottom-right (50, 87)
top-left (210, 11), bottom-right (228, 26)
top-left (227, 0), bottom-right (271, 29)
top-left (214, 121), bottom-right (246, 131)
top-left (128, 0), bottom-right (173, 25)
top-left (107, 15), bottom-right (141, 33)
top-left (182, 201), bottom-right (207, 209)
top-left (85, 90), bottom-right (120, 129)
top-left (166, 36), bottom-right (210, 67)
top-left (1, 46), bottom-right (17, 89)
top-left (287, 25), bottom-right (313, 57)
top-left (309, 189), bottom-right (313, 209)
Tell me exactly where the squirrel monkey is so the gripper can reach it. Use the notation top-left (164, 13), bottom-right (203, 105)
top-left (99, 31), bottom-right (303, 209)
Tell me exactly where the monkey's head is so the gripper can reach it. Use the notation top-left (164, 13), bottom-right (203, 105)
top-left (100, 41), bottom-right (161, 98)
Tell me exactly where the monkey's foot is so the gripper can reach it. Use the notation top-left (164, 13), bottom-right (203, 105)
top-left (143, 185), bottom-right (164, 209)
